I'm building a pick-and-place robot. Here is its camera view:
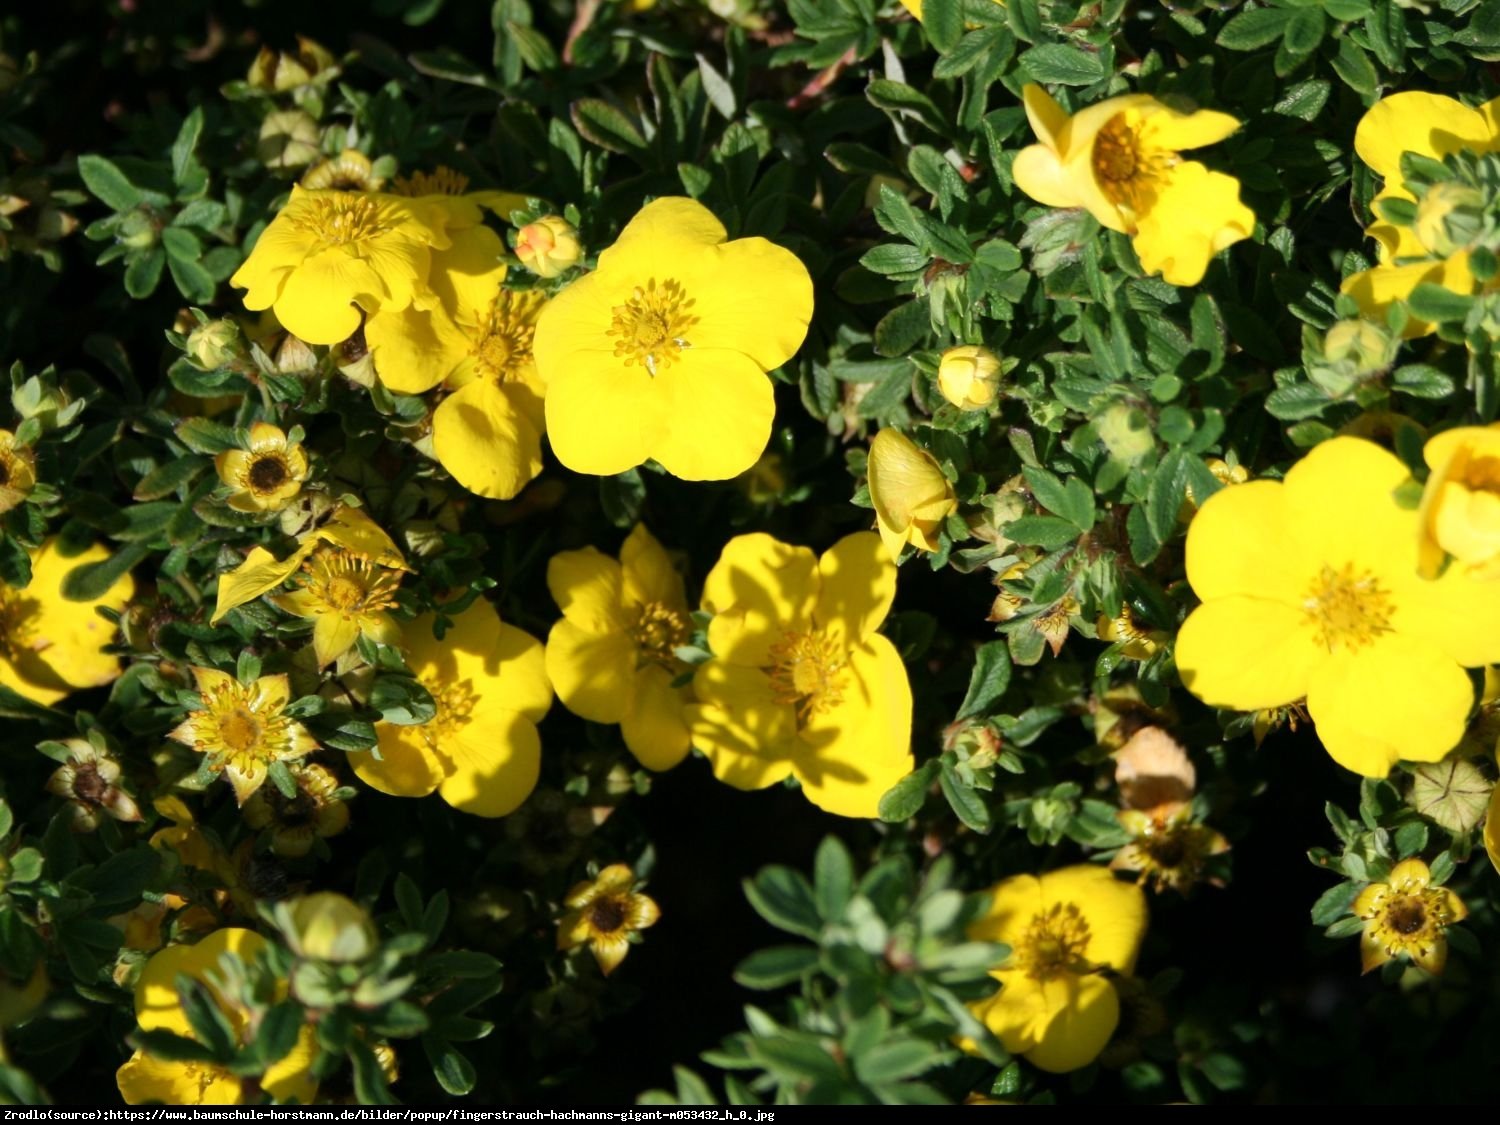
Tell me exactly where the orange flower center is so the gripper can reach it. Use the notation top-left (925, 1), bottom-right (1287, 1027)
top-left (1301, 562), bottom-right (1395, 651)
top-left (608, 278), bottom-right (698, 375)
top-left (471, 292), bottom-right (539, 384)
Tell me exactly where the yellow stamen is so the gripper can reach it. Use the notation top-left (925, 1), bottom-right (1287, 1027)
top-left (1302, 563), bottom-right (1395, 652)
top-left (627, 602), bottom-right (689, 670)
top-left (1012, 902), bottom-right (1093, 981)
top-left (768, 630), bottom-right (847, 722)
top-left (607, 278), bottom-right (698, 376)
top-left (290, 193), bottom-right (389, 247)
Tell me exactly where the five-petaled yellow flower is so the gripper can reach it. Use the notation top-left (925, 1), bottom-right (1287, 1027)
top-left (1340, 92), bottom-right (1500, 327)
top-left (0, 539), bottom-right (134, 705)
top-left (352, 599), bottom-right (551, 817)
top-left (556, 864), bottom-right (660, 976)
top-left (1176, 436), bottom-right (1500, 777)
top-left (545, 525), bottom-right (694, 771)
top-left (230, 187), bottom-right (450, 346)
top-left (688, 531), bottom-right (913, 818)
top-left (271, 549), bottom-right (403, 667)
top-left (968, 865), bottom-right (1148, 1074)
top-left (1013, 84), bottom-right (1255, 286)
top-left (116, 928), bottom-right (319, 1105)
top-left (866, 428), bottom-right (958, 561)
top-left (533, 197), bottom-right (814, 481)
top-left (170, 668), bottom-right (320, 804)
top-left (215, 422), bottom-right (309, 513)
top-left (1417, 423), bottom-right (1500, 579)
top-left (1354, 858), bottom-right (1467, 975)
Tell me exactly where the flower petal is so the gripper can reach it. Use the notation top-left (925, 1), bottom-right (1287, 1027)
top-left (352, 726), bottom-right (443, 799)
top-left (1036, 865), bottom-right (1147, 974)
top-left (546, 546), bottom-right (627, 634)
top-left (702, 533), bottom-right (819, 666)
top-left (492, 622), bottom-right (553, 724)
top-left (542, 348), bottom-right (664, 477)
top-left (648, 348), bottom-right (775, 482)
top-left (1175, 597), bottom-right (1319, 712)
top-left (366, 303), bottom-right (468, 394)
top-left (1354, 92), bottom-right (1491, 184)
top-left (1185, 479), bottom-right (1307, 603)
top-left (814, 531), bottom-right (896, 645)
top-left (621, 664), bottom-right (692, 771)
top-left (1131, 160), bottom-right (1254, 286)
top-left (432, 381), bottom-right (543, 500)
top-left (544, 618), bottom-right (636, 725)
top-left (675, 236), bottom-right (813, 371)
top-left (620, 524), bottom-right (686, 612)
top-left (437, 706), bottom-right (541, 818)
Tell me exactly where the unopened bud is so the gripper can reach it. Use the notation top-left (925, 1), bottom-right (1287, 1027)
top-left (515, 216), bottom-right (582, 278)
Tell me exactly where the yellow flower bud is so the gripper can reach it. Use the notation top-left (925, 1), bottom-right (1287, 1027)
top-left (866, 428), bottom-right (958, 560)
top-left (283, 892), bottom-right (378, 962)
top-left (936, 344), bottom-right (1002, 410)
top-left (117, 209), bottom-right (158, 250)
top-left (515, 216), bottom-right (582, 278)
top-left (1323, 319), bottom-right (1391, 373)
top-left (1414, 181), bottom-right (1484, 258)
top-left (247, 36), bottom-right (339, 93)
top-left (1097, 403), bottom-right (1154, 464)
top-left (1417, 423), bottom-right (1500, 578)
top-left (186, 320), bottom-right (244, 370)
top-left (257, 110), bottom-right (321, 171)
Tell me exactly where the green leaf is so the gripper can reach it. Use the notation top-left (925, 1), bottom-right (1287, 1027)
top-left (171, 107), bottom-right (204, 184)
top-left (0, 538), bottom-right (31, 589)
top-left (920, 0), bottom-right (964, 52)
top-left (77, 154), bottom-right (144, 211)
top-left (1022, 467), bottom-right (1094, 530)
top-left (1309, 880), bottom-right (1359, 926)
top-left (744, 867), bottom-right (821, 939)
top-left (59, 542), bottom-right (148, 601)
top-left (132, 456), bottom-right (209, 502)
top-left (879, 760), bottom-right (938, 822)
top-left (124, 249), bottom-right (165, 298)
top-left (957, 641), bottom-right (1011, 720)
top-left (570, 99), bottom-right (647, 155)
top-left (1003, 514), bottom-right (1081, 549)
top-left (940, 763), bottom-right (991, 832)
top-left (855, 1038), bottom-right (942, 1084)
top-left (1392, 364), bottom-right (1456, 400)
top-left (1020, 43), bottom-right (1106, 85)
top-left (734, 945), bottom-right (820, 990)
top-left (1216, 7), bottom-right (1293, 50)
top-left (1405, 283), bottom-right (1473, 324)
top-left (423, 1033), bottom-right (477, 1095)
top-left (813, 837), bottom-right (854, 921)
top-left (860, 244), bottom-right (928, 275)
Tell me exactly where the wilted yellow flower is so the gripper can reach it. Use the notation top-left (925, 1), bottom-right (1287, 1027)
top-left (1417, 423), bottom-right (1500, 579)
top-left (1097, 605), bottom-right (1166, 660)
top-left (215, 422), bottom-right (309, 512)
top-left (545, 525), bottom-right (693, 771)
top-left (515, 215), bottom-right (582, 278)
top-left (1112, 806), bottom-right (1228, 893)
top-left (968, 865), bottom-right (1148, 1073)
top-left (937, 344), bottom-right (1002, 410)
top-left (301, 149), bottom-right (383, 192)
top-left (45, 738), bottom-right (141, 830)
top-left (0, 539), bottom-right (134, 705)
top-left (0, 429), bottom-right (35, 514)
top-left (352, 598), bottom-right (551, 817)
top-left (212, 505), bottom-right (407, 623)
top-left (1340, 92), bottom-right (1499, 326)
top-left (281, 893), bottom-right (378, 962)
top-left (1177, 437), bottom-right (1500, 777)
top-left (556, 864), bottom-right (659, 976)
top-left (169, 668), bottom-right (320, 804)
top-left (1013, 84), bottom-right (1254, 286)
top-left (270, 549), bottom-right (402, 667)
top-left (689, 531), bottom-right (913, 818)
top-left (1354, 858), bottom-right (1466, 974)
top-left (256, 109), bottom-right (321, 171)
top-left (242, 760), bottom-right (350, 858)
top-left (247, 36), bottom-right (338, 92)
top-left (230, 187), bottom-right (450, 346)
top-left (117, 929), bottom-right (319, 1106)
top-left (534, 197), bottom-right (813, 480)
top-left (867, 428), bottom-right (958, 561)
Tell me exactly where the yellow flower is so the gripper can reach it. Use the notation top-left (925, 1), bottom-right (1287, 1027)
top-left (0, 539), bottom-right (134, 705)
top-left (1354, 858), bottom-right (1467, 974)
top-left (1176, 436), bottom-right (1500, 777)
top-left (351, 598), bottom-right (551, 818)
top-left (1013, 84), bottom-right (1254, 286)
top-left (515, 216), bottom-right (583, 278)
top-left (1111, 806), bottom-right (1228, 893)
top-left (867, 428), bottom-right (958, 561)
top-left (214, 422), bottom-right (309, 512)
top-left (688, 531), bottom-right (913, 818)
top-left (117, 929), bottom-right (319, 1106)
top-left (429, 288), bottom-right (549, 501)
top-left (242, 761), bottom-right (350, 858)
top-left (0, 429), bottom-right (36, 514)
top-left (270, 549), bottom-right (403, 667)
top-left (545, 525), bottom-right (694, 771)
top-left (937, 344), bottom-right (1002, 410)
top-left (300, 149), bottom-right (384, 192)
top-left (45, 738), bottom-right (142, 830)
top-left (1097, 605), bottom-right (1166, 661)
top-left (533, 197), bottom-right (814, 480)
top-left (1339, 93), bottom-right (1500, 326)
top-left (211, 504), bottom-right (406, 623)
top-left (556, 864), bottom-right (660, 976)
top-left (1417, 424), bottom-right (1500, 579)
top-left (169, 669), bottom-right (320, 804)
top-left (967, 865), bottom-right (1148, 1073)
top-left (281, 893), bottom-right (378, 962)
top-left (230, 187), bottom-right (450, 346)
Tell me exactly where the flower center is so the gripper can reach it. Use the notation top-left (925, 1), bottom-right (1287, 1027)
top-left (301, 552), bottom-right (401, 617)
top-left (607, 278), bottom-right (698, 376)
top-left (189, 680), bottom-right (299, 775)
top-left (628, 601), bottom-right (689, 670)
top-left (0, 589), bottom-right (35, 663)
top-left (767, 630), bottom-right (847, 723)
top-left (1385, 899), bottom-right (1427, 935)
top-left (1092, 113), bottom-right (1170, 217)
top-left (395, 167), bottom-right (470, 197)
top-left (1459, 453), bottom-right (1500, 493)
top-left (470, 292), bottom-right (542, 383)
top-left (72, 762), bottom-right (108, 805)
top-left (292, 193), bottom-right (389, 247)
top-left (1013, 902), bottom-right (1093, 981)
top-left (218, 706), bottom-right (265, 754)
top-left (424, 679), bottom-right (480, 748)
top-left (1302, 563), bottom-right (1395, 652)
top-left (587, 896), bottom-right (629, 934)
top-left (247, 454), bottom-right (290, 493)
